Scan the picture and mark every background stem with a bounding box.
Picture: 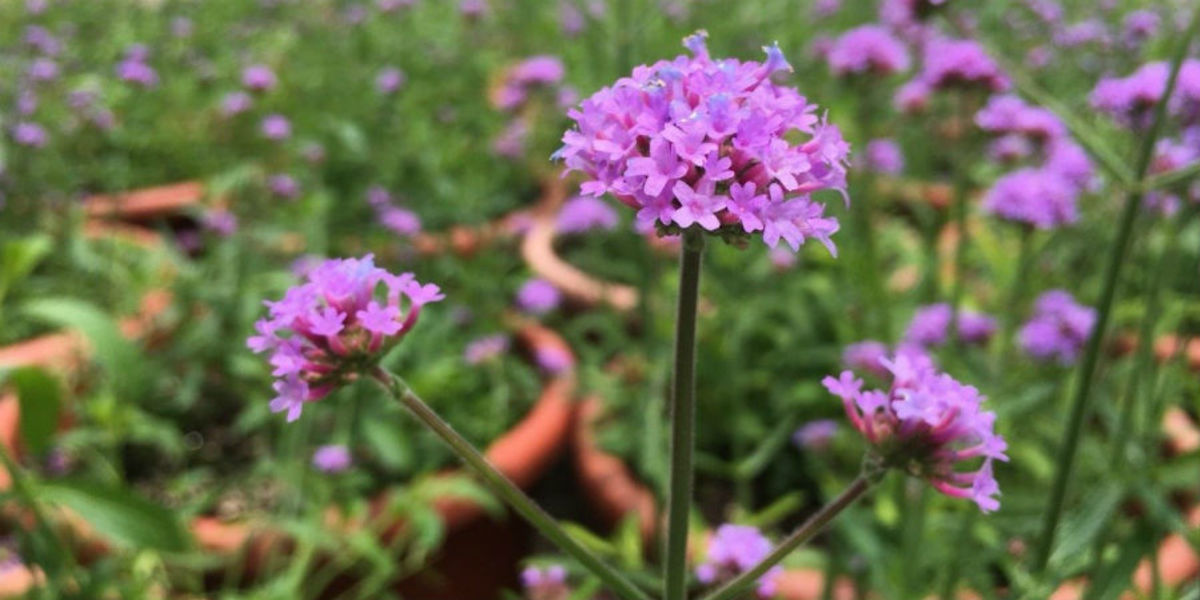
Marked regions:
[664,229,705,600]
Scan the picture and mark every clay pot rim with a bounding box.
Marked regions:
[520,178,640,314]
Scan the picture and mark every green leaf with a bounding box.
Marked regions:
[22,298,147,402]
[40,481,191,552]
[0,235,52,293]
[9,367,62,455]
[1048,481,1124,570]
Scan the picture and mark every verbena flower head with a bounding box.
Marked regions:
[823,353,1007,512]
[1090,62,1168,129]
[556,195,619,233]
[843,340,891,378]
[116,58,158,87]
[516,278,562,315]
[556,31,850,255]
[376,67,406,94]
[982,168,1078,229]
[312,444,352,473]
[220,91,253,116]
[522,565,569,600]
[916,38,1009,93]
[268,174,301,200]
[864,138,904,174]
[696,524,782,598]
[826,25,910,77]
[248,255,442,422]
[464,334,510,365]
[1019,289,1095,365]
[1146,139,1199,215]
[261,114,292,140]
[975,94,1066,142]
[794,419,838,450]
[958,311,998,345]
[242,64,277,91]
[1122,10,1160,48]
[12,122,48,148]
[904,303,951,347]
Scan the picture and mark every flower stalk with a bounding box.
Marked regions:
[371,369,651,600]
[664,228,705,600]
[1031,7,1200,576]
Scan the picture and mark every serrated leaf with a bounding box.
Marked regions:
[40,481,191,552]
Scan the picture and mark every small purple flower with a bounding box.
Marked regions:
[512,56,565,86]
[249,256,442,422]
[492,119,528,158]
[12,122,47,148]
[824,352,1007,512]
[516,279,562,315]
[459,0,486,19]
[894,79,931,114]
[535,345,574,374]
[464,334,510,365]
[696,525,783,598]
[26,57,59,83]
[220,91,253,117]
[522,565,569,600]
[982,168,1078,229]
[794,419,838,451]
[958,311,997,345]
[917,38,1009,93]
[975,95,1066,142]
[904,303,952,347]
[1122,10,1159,48]
[312,445,352,473]
[268,174,301,200]
[1091,62,1169,130]
[23,25,61,56]
[377,0,417,11]
[117,59,159,87]
[242,64,277,91]
[864,139,904,175]
[556,196,619,233]
[1019,290,1095,365]
[826,25,909,77]
[1054,19,1111,48]
[202,209,238,236]
[560,1,585,36]
[812,0,841,18]
[379,207,422,236]
[17,90,38,116]
[376,67,406,94]
[843,340,891,378]
[261,114,292,140]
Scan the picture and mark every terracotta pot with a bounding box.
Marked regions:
[572,394,1200,600]
[82,181,208,222]
[0,321,575,599]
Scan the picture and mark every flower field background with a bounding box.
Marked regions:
[1,0,1199,599]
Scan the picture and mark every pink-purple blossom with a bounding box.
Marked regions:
[464,334,510,365]
[12,122,47,148]
[269,174,301,200]
[248,255,442,422]
[522,565,569,600]
[826,25,910,77]
[793,419,839,451]
[696,524,782,598]
[1091,62,1169,129]
[242,64,277,91]
[556,196,619,233]
[824,352,1007,512]
[982,168,1078,229]
[261,114,292,140]
[1019,290,1095,365]
[516,279,562,315]
[220,91,253,116]
[904,304,997,347]
[376,67,406,94]
[864,139,905,174]
[557,31,850,255]
[916,38,1009,93]
[312,444,352,472]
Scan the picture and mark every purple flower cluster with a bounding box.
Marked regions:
[904,303,997,347]
[1018,290,1095,365]
[516,278,562,315]
[863,138,905,175]
[555,195,619,233]
[11,122,48,148]
[247,255,443,422]
[695,524,782,598]
[793,419,838,451]
[493,56,566,111]
[521,565,569,600]
[376,67,406,94]
[824,352,1007,512]
[1146,140,1200,215]
[116,44,159,88]
[557,31,850,254]
[312,444,353,473]
[269,174,301,200]
[464,334,510,365]
[982,168,1078,229]
[826,25,910,77]
[242,64,278,92]
[1091,60,1200,129]
[975,95,1065,142]
[366,186,422,236]
[261,114,292,140]
[915,38,1010,93]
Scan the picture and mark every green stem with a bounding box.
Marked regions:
[664,229,705,600]
[948,95,976,346]
[0,446,76,582]
[1030,8,1200,577]
[372,370,651,600]
[699,476,873,600]
[997,227,1035,373]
